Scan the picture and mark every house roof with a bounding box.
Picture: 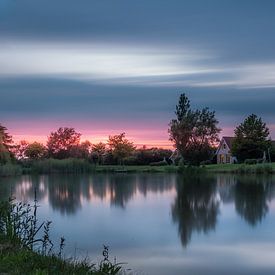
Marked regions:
[223,136,235,150]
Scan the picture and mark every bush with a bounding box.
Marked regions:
[244,159,258,165]
[31,158,95,174]
[0,164,22,177]
[200,160,213,166]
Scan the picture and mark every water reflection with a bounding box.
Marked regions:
[172,174,220,246]
[234,176,273,226]
[0,173,275,248]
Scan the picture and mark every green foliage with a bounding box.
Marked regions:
[244,159,259,165]
[108,133,136,165]
[232,114,271,162]
[0,124,14,164]
[169,93,220,165]
[91,142,106,165]
[0,164,22,177]
[0,200,124,274]
[25,142,47,160]
[31,158,95,174]
[205,163,274,174]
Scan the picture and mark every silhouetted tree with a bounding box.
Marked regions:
[0,123,14,164]
[69,140,92,159]
[91,142,106,164]
[108,133,135,165]
[169,94,220,165]
[25,142,47,160]
[47,127,81,159]
[172,174,219,246]
[232,114,271,162]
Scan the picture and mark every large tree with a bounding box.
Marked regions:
[47,127,81,159]
[169,93,220,165]
[108,133,135,165]
[0,124,14,163]
[231,114,271,162]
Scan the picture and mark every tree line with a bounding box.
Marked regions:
[1,93,275,166]
[169,93,275,165]
[0,127,172,166]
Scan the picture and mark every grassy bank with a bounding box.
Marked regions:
[204,163,275,173]
[0,199,124,274]
[1,159,275,176]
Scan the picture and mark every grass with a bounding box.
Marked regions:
[204,163,275,174]
[0,199,124,274]
[2,159,275,177]
[26,158,95,174]
[0,164,22,177]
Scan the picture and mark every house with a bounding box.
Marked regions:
[216,137,237,164]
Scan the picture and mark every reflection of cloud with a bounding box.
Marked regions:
[1,40,275,88]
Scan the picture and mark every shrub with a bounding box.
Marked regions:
[200,160,213,165]
[0,164,22,177]
[244,159,258,165]
[31,158,95,174]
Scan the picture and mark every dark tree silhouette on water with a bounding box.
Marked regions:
[172,175,219,247]
[234,176,272,226]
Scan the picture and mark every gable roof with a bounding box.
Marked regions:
[222,136,235,150]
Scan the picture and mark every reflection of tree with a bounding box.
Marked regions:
[172,174,219,247]
[109,175,137,208]
[234,176,272,226]
[48,175,82,215]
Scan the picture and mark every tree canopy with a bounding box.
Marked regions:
[169,93,220,165]
[47,127,81,159]
[108,133,135,165]
[231,114,271,162]
[25,142,47,160]
[0,124,14,163]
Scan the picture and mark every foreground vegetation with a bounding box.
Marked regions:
[0,199,124,274]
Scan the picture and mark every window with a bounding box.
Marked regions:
[226,154,231,163]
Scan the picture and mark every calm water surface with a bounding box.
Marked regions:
[0,173,275,275]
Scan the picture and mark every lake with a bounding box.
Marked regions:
[0,173,275,275]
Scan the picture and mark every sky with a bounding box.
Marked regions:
[1,0,275,147]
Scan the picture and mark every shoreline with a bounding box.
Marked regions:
[1,161,275,177]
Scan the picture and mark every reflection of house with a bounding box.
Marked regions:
[216,137,237,164]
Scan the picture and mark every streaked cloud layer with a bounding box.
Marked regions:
[1,41,275,89]
[1,0,275,144]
